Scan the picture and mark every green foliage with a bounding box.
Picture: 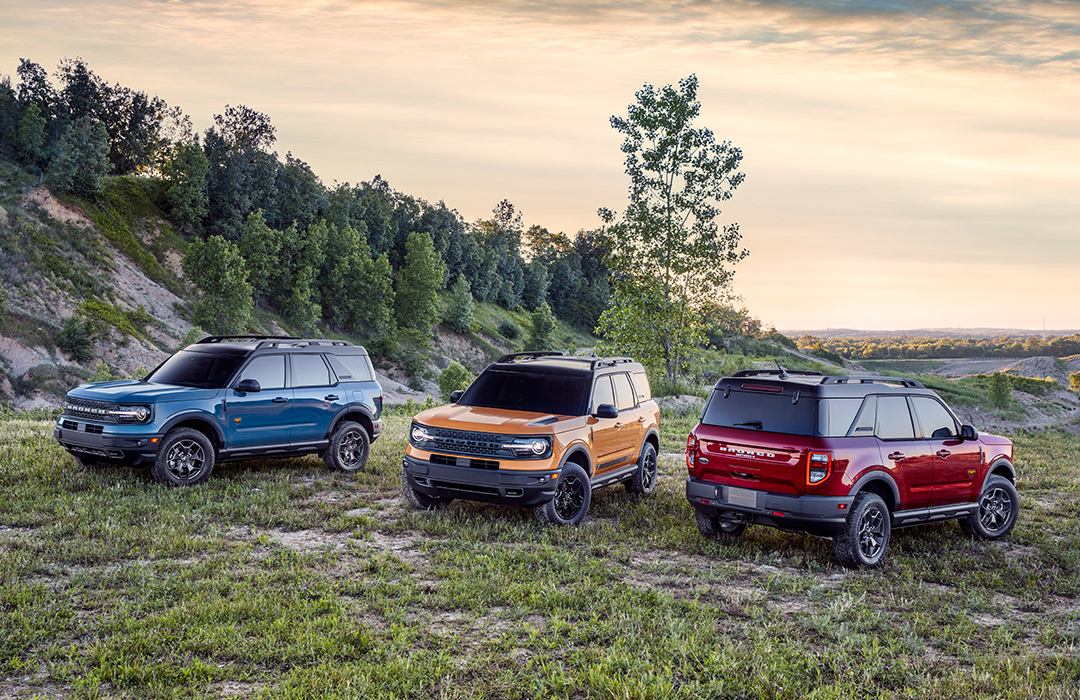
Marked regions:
[55,315,96,363]
[497,319,521,340]
[988,372,1011,409]
[1071,372,1080,391]
[79,300,153,341]
[321,226,396,341]
[395,231,445,338]
[598,74,746,385]
[88,359,125,383]
[526,302,556,351]
[161,142,209,227]
[444,274,475,334]
[181,235,253,334]
[16,103,46,170]
[438,362,472,402]
[179,326,207,348]
[48,116,110,196]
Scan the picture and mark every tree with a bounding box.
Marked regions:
[395,230,446,337]
[162,142,209,228]
[182,235,254,334]
[48,116,110,196]
[445,274,475,334]
[988,373,1011,409]
[526,302,557,351]
[16,102,46,171]
[438,362,472,402]
[597,75,747,385]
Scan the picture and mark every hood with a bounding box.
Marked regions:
[67,380,220,404]
[415,404,573,434]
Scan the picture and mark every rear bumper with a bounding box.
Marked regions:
[686,477,854,536]
[403,454,559,508]
[54,423,162,466]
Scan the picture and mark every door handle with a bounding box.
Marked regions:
[272,397,289,404]
[936,449,951,459]
[888,452,904,461]
[325,395,340,402]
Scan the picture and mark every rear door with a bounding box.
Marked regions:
[289,353,345,446]
[873,395,934,508]
[911,396,981,506]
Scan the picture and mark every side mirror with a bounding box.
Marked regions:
[450,390,463,404]
[236,378,261,393]
[960,424,978,441]
[593,403,618,420]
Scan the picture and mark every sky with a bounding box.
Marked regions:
[1,0,1078,332]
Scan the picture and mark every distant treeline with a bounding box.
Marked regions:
[797,334,1080,360]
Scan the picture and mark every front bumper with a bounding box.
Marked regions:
[403,454,559,508]
[686,477,855,536]
[54,421,162,466]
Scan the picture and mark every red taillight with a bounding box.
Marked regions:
[686,435,697,471]
[807,451,832,485]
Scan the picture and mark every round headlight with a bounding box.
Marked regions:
[411,425,432,444]
[529,439,547,455]
[132,406,150,422]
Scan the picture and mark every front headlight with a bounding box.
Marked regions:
[410,423,434,447]
[110,405,152,423]
[504,437,551,458]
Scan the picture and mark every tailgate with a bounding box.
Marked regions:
[694,429,812,496]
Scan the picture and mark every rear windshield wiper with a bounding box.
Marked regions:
[734,421,763,430]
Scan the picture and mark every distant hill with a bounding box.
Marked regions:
[781,328,1080,340]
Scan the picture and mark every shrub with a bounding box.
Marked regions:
[55,316,96,363]
[498,319,521,340]
[988,372,1011,409]
[89,360,125,383]
[438,362,473,402]
[526,302,556,351]
[1070,372,1080,391]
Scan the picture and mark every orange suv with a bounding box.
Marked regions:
[402,352,660,524]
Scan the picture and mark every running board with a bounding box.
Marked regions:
[892,502,978,528]
[590,465,637,489]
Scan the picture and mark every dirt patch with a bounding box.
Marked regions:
[23,186,93,227]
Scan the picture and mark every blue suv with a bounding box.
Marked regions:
[54,336,383,486]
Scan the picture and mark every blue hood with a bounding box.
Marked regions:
[68,380,220,404]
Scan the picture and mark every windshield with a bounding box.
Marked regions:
[459,370,589,416]
[145,350,245,388]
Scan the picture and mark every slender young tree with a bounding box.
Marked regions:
[597,74,747,385]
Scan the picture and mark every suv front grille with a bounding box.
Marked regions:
[63,397,116,422]
[426,427,504,458]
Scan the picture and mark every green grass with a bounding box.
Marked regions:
[2,413,1080,698]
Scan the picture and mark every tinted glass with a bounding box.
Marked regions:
[292,354,332,388]
[591,376,615,413]
[631,371,652,401]
[612,373,635,411]
[147,351,245,388]
[335,353,373,381]
[912,396,957,439]
[237,355,285,390]
[875,396,915,440]
[816,398,863,437]
[849,395,877,436]
[701,389,816,436]
[460,370,589,415]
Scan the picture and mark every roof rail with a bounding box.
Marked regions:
[820,376,925,388]
[731,369,823,378]
[496,351,567,363]
[590,357,636,370]
[254,338,355,349]
[196,335,300,344]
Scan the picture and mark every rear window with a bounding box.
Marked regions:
[332,353,374,382]
[701,389,816,436]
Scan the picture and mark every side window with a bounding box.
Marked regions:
[816,398,863,437]
[612,373,636,411]
[875,396,915,440]
[590,376,615,413]
[335,353,374,381]
[325,354,354,382]
[911,396,958,439]
[630,371,652,402]
[291,354,332,388]
[236,355,285,390]
[848,395,877,436]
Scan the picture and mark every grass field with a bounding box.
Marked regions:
[1,409,1079,699]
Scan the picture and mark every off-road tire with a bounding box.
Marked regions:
[833,491,891,568]
[324,421,370,473]
[534,463,591,525]
[625,442,658,495]
[401,466,452,510]
[695,510,747,541]
[959,475,1018,539]
[151,428,215,487]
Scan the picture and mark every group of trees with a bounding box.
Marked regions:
[0,58,186,196]
[800,334,1080,361]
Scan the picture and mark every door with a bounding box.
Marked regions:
[225,354,292,449]
[589,375,624,472]
[874,395,934,508]
[289,353,343,445]
[911,396,981,506]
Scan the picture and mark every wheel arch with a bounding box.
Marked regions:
[847,470,900,513]
[560,444,593,476]
[982,458,1017,489]
[161,413,224,450]
[329,407,375,440]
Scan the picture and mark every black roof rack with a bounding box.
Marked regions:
[590,357,636,370]
[820,376,925,388]
[196,335,300,344]
[497,351,567,363]
[255,339,355,349]
[731,369,823,378]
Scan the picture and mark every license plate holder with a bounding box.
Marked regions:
[726,486,758,508]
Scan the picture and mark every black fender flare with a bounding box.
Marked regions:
[847,469,901,510]
[638,428,661,461]
[559,443,594,476]
[328,405,376,438]
[981,458,1017,490]
[160,411,225,447]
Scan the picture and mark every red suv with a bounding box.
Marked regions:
[686,370,1018,567]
